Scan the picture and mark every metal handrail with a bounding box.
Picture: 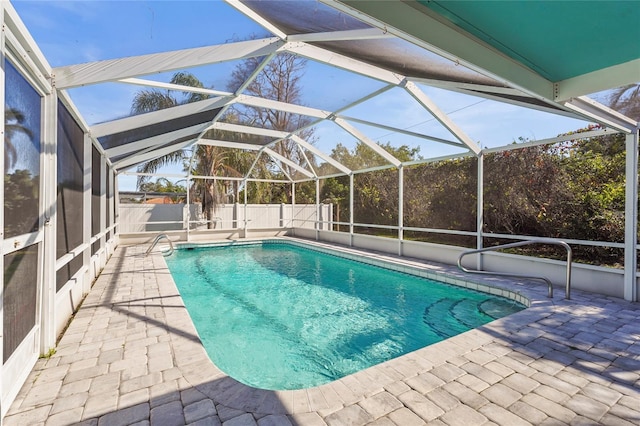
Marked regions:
[145,233,174,257]
[457,239,572,299]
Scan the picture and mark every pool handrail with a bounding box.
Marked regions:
[457,239,572,299]
[145,233,174,256]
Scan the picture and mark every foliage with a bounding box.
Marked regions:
[4,170,39,236]
[139,177,186,194]
[321,142,421,229]
[131,51,313,224]
[318,127,629,265]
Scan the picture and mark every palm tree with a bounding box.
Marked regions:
[131,52,313,224]
[131,72,209,114]
[132,72,209,188]
[131,72,253,228]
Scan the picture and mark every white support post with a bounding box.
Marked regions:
[403,81,481,155]
[0,2,5,382]
[100,155,106,265]
[186,177,190,242]
[40,82,58,352]
[477,152,484,270]
[398,165,404,256]
[105,168,110,248]
[315,179,320,239]
[333,117,402,167]
[244,180,248,238]
[83,134,92,294]
[624,130,639,302]
[349,173,354,246]
[291,182,296,229]
[114,171,119,238]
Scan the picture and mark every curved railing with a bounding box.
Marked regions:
[145,233,174,257]
[457,239,572,299]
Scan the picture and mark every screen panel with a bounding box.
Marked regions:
[56,101,84,290]
[4,60,41,239]
[91,146,102,255]
[3,244,39,363]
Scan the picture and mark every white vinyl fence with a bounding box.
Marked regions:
[119,203,332,233]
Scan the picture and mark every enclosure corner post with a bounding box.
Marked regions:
[315,178,320,240]
[476,151,484,271]
[398,164,404,256]
[185,175,190,242]
[624,129,639,302]
[349,173,354,247]
[41,82,58,352]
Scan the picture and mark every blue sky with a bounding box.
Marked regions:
[12,0,592,191]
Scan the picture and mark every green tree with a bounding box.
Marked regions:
[139,177,187,203]
[132,72,211,190]
[131,73,251,226]
[404,157,477,236]
[4,170,39,235]
[321,142,421,231]
[131,72,210,114]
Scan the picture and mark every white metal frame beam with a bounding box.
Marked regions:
[91,96,231,138]
[211,121,290,139]
[263,147,315,178]
[403,81,481,154]
[288,28,394,43]
[555,59,640,102]
[197,139,264,151]
[53,37,285,89]
[105,123,210,157]
[482,127,620,154]
[223,0,288,40]
[337,115,464,148]
[409,78,581,119]
[562,96,637,133]
[113,139,196,170]
[117,77,332,119]
[235,94,331,119]
[283,42,404,85]
[290,135,352,175]
[332,117,402,167]
[119,77,232,97]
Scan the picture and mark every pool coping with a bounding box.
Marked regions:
[168,236,555,414]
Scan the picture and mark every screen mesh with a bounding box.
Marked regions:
[3,244,39,363]
[56,101,84,291]
[91,146,102,255]
[4,60,41,238]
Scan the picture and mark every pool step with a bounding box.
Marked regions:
[423,298,481,338]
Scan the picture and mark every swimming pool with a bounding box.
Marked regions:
[166,240,525,390]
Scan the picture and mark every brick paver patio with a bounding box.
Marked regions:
[5,239,640,425]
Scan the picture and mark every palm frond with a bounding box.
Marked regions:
[135,150,186,190]
[131,90,178,114]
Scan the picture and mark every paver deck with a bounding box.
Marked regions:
[5,238,640,425]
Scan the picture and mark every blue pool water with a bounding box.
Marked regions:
[166,242,525,390]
